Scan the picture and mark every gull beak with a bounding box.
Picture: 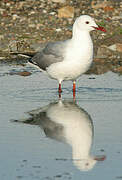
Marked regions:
[92,25,106,32]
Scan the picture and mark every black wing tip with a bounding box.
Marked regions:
[28,58,33,64]
[28,59,37,66]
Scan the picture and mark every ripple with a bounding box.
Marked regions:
[2,85,122,102]
[77,86,122,101]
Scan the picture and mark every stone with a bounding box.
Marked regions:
[94,58,106,64]
[103,6,114,12]
[96,46,112,58]
[28,24,36,28]
[58,6,74,18]
[91,0,113,11]
[12,14,19,20]
[91,0,109,9]
[108,43,122,52]
[8,40,18,52]
[51,0,66,3]
[108,44,116,51]
[0,35,4,40]
[116,43,122,53]
[113,66,122,74]
[55,28,62,32]
[17,71,31,76]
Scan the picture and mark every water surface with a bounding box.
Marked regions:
[0,64,122,180]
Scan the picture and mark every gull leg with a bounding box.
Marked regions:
[73,81,76,100]
[58,83,62,98]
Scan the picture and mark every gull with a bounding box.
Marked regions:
[28,15,106,97]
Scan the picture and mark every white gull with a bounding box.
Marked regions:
[28,15,106,97]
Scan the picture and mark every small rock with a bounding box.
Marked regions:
[113,66,122,74]
[103,6,114,12]
[49,12,56,15]
[0,56,6,60]
[91,0,109,9]
[87,64,108,75]
[0,8,5,14]
[6,3,10,7]
[17,1,25,9]
[58,6,74,18]
[36,23,42,30]
[116,43,122,53]
[43,10,47,13]
[9,40,18,52]
[28,24,36,28]
[17,71,31,76]
[100,149,105,152]
[28,11,35,15]
[116,176,122,179]
[51,0,66,3]
[108,43,122,52]
[94,58,106,64]
[12,14,19,20]
[55,28,62,32]
[96,46,112,58]
[108,44,116,51]
[0,35,4,40]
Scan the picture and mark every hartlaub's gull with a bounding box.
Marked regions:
[28,15,106,97]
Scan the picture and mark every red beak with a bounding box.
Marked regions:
[93,25,106,32]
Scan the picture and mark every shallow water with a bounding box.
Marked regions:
[0,64,122,180]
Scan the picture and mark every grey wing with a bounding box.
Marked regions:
[30,40,68,70]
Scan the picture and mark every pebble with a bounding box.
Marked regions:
[51,0,66,3]
[12,14,19,20]
[108,44,117,51]
[108,43,122,52]
[91,0,109,9]
[55,28,62,32]
[28,24,36,28]
[96,46,112,58]
[116,43,122,53]
[8,40,18,52]
[58,6,74,18]
[17,71,31,76]
[49,12,56,15]
[113,66,122,74]
[0,35,4,40]
[29,11,35,15]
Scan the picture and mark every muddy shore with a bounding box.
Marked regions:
[0,0,122,75]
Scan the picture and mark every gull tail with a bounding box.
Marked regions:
[10,52,41,69]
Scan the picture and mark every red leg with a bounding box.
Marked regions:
[73,81,76,100]
[58,83,62,93]
[58,83,62,99]
[73,82,76,92]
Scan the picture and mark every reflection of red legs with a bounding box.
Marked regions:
[58,83,62,99]
[73,81,76,100]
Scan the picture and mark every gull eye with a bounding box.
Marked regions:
[85,21,89,24]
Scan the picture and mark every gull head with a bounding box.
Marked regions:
[73,15,106,33]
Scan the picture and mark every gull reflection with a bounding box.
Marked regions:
[17,100,105,171]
